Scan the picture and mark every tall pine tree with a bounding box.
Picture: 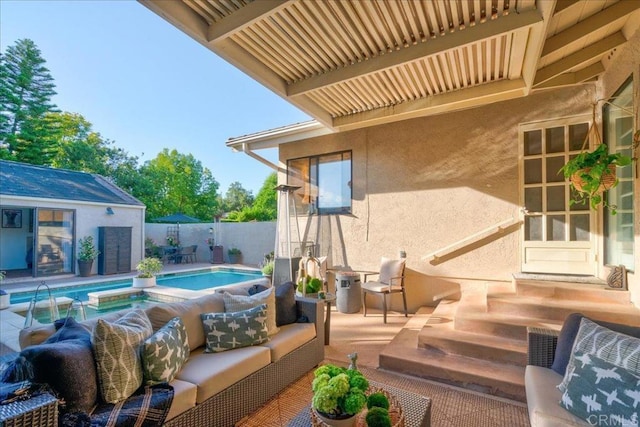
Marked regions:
[0,39,58,163]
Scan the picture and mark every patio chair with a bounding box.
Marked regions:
[362,257,407,323]
[178,245,197,263]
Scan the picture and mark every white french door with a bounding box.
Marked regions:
[520,116,597,275]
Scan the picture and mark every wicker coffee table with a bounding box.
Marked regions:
[287,381,431,427]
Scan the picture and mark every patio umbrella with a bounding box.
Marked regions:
[152,213,201,245]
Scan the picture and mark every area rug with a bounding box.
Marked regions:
[235,362,529,427]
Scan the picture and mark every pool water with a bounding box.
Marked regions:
[10,268,262,305]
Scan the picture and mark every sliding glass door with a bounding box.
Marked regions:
[36,209,75,276]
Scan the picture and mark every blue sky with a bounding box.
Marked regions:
[0,0,310,194]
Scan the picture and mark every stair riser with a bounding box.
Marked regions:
[379,353,526,402]
[515,282,630,304]
[454,316,528,341]
[417,336,526,366]
[488,298,639,324]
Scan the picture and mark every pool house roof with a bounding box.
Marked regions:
[0,160,144,206]
[141,0,639,134]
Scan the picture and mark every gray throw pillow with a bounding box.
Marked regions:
[560,352,640,425]
[142,317,190,385]
[201,304,269,353]
[92,310,153,403]
[275,282,297,326]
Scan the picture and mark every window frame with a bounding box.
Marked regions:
[286,150,353,215]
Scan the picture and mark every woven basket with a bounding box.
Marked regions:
[570,165,617,194]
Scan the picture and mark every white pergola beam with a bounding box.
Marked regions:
[333,79,527,132]
[206,0,295,43]
[286,9,542,97]
[534,32,627,86]
[533,61,605,90]
[542,1,640,58]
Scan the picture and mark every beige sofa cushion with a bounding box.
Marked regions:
[259,323,316,362]
[165,379,197,422]
[146,293,224,351]
[175,345,271,404]
[525,365,590,427]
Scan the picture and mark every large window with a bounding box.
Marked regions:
[287,151,352,215]
[604,76,634,271]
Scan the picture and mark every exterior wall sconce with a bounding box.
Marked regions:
[106,207,115,215]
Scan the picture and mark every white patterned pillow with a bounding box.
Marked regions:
[223,286,279,336]
[142,316,190,385]
[201,304,269,353]
[559,317,640,392]
[92,310,153,403]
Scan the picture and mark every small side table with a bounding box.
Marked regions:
[320,293,336,345]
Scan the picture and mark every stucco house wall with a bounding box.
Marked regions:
[279,82,631,312]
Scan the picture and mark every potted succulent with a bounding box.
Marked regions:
[560,143,631,213]
[311,364,369,426]
[77,236,100,277]
[133,257,163,288]
[227,247,242,264]
[0,270,8,310]
[261,259,274,281]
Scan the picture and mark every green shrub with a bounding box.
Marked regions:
[367,392,390,410]
[365,407,391,427]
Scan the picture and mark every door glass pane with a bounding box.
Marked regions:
[547,186,565,211]
[546,156,565,183]
[569,187,589,211]
[525,188,542,212]
[524,130,542,155]
[524,159,542,184]
[525,216,542,241]
[569,123,589,151]
[570,214,590,241]
[547,215,565,241]
[37,209,74,276]
[546,127,565,153]
[604,77,634,270]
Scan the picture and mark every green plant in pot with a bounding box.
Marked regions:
[227,247,242,264]
[312,364,369,425]
[560,143,631,214]
[261,260,274,277]
[77,236,100,277]
[133,257,163,288]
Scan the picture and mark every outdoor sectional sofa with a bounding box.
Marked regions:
[10,282,325,426]
[525,313,640,427]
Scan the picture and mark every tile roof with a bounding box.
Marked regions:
[0,160,144,206]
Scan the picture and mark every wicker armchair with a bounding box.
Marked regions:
[526,327,560,368]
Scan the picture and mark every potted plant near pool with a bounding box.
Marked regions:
[77,236,100,277]
[133,257,163,288]
[228,247,242,264]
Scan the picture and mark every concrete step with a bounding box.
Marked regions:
[380,328,526,402]
[418,322,528,366]
[514,280,630,304]
[454,308,561,341]
[487,294,640,326]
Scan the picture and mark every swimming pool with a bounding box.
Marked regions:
[10,268,263,305]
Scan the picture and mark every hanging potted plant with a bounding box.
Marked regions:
[560,144,631,213]
[77,236,100,277]
[133,257,163,288]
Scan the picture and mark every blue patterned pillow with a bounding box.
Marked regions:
[560,352,640,426]
[201,304,269,353]
[142,317,190,385]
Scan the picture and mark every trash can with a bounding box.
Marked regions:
[335,272,362,313]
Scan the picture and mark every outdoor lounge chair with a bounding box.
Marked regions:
[362,257,407,323]
[178,245,197,263]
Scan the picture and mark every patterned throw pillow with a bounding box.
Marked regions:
[559,318,640,392]
[201,304,269,353]
[92,310,154,403]
[142,317,190,385]
[223,286,279,336]
[560,352,640,426]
